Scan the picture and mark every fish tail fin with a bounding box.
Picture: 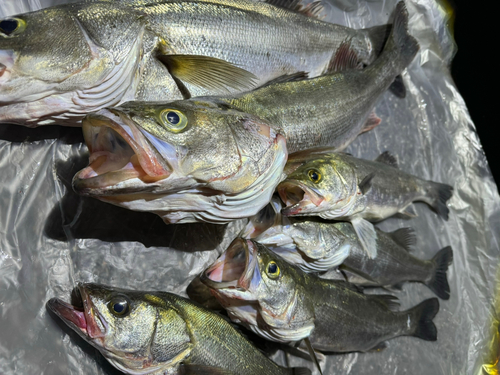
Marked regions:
[407,298,439,341]
[382,2,420,74]
[289,368,312,375]
[363,24,392,59]
[425,181,453,220]
[426,246,453,300]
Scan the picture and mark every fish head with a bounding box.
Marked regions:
[202,238,311,339]
[0,3,149,126]
[278,152,358,217]
[73,100,286,219]
[47,283,193,374]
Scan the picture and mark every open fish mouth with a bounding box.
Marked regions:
[73,109,172,195]
[277,181,324,216]
[201,238,259,292]
[46,284,106,340]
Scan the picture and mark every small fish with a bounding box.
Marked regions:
[0,0,391,126]
[242,199,453,299]
[46,283,312,375]
[201,238,440,352]
[278,150,453,258]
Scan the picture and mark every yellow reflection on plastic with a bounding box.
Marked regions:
[435,0,455,38]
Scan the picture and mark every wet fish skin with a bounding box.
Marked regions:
[202,238,440,352]
[0,0,390,126]
[46,283,311,375]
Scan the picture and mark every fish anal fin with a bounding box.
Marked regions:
[359,173,375,195]
[351,216,378,258]
[388,227,416,251]
[375,151,398,168]
[360,112,382,134]
[159,54,257,93]
[326,39,363,74]
[399,204,418,218]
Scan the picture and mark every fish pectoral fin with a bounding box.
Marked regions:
[350,217,378,258]
[303,337,323,375]
[360,112,382,134]
[375,151,398,168]
[399,204,418,217]
[159,54,257,93]
[179,364,238,374]
[358,173,375,195]
[325,39,363,74]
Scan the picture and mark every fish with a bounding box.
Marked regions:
[71,1,416,224]
[0,0,392,127]
[46,283,312,375]
[201,238,440,353]
[242,198,454,299]
[278,150,453,258]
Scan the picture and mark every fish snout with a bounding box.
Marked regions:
[0,50,15,89]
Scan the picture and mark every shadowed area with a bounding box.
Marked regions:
[44,154,227,251]
[0,124,85,144]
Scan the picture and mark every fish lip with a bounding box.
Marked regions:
[46,283,107,340]
[277,180,324,216]
[73,109,172,195]
[201,238,258,292]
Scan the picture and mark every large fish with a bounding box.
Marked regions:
[242,198,454,299]
[46,283,312,375]
[71,1,416,224]
[201,238,440,352]
[278,150,453,258]
[0,0,391,127]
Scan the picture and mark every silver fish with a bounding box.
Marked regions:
[278,150,453,258]
[46,283,312,375]
[201,238,440,352]
[0,0,391,126]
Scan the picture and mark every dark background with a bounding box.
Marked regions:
[450,0,497,186]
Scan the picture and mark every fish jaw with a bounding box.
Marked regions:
[46,284,107,343]
[73,109,173,196]
[278,180,325,216]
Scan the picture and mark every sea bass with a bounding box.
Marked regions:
[47,283,311,375]
[0,0,391,127]
[278,150,453,258]
[242,199,453,299]
[201,238,440,352]
[71,2,416,224]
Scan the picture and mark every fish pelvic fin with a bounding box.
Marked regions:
[425,181,453,220]
[407,298,439,341]
[351,216,378,258]
[159,54,257,94]
[426,246,453,300]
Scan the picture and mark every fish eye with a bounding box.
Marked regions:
[266,261,280,279]
[0,18,26,37]
[108,295,131,317]
[308,169,322,183]
[158,109,188,133]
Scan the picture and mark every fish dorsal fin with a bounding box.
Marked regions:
[179,364,238,374]
[389,227,416,251]
[359,172,375,195]
[369,294,400,311]
[326,39,363,74]
[263,0,325,19]
[360,112,382,134]
[159,54,257,94]
[261,71,309,88]
[375,151,398,168]
[389,74,407,98]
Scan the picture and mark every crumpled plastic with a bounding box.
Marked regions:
[0,1,498,374]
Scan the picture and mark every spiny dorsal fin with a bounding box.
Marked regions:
[360,112,382,134]
[375,151,398,168]
[261,71,309,88]
[159,54,257,93]
[389,227,416,251]
[326,39,363,74]
[359,172,375,195]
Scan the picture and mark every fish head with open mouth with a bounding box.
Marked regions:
[278,151,358,217]
[46,283,194,374]
[201,238,315,343]
[72,100,287,223]
[0,2,153,126]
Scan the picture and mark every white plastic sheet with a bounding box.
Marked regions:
[0,1,499,374]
